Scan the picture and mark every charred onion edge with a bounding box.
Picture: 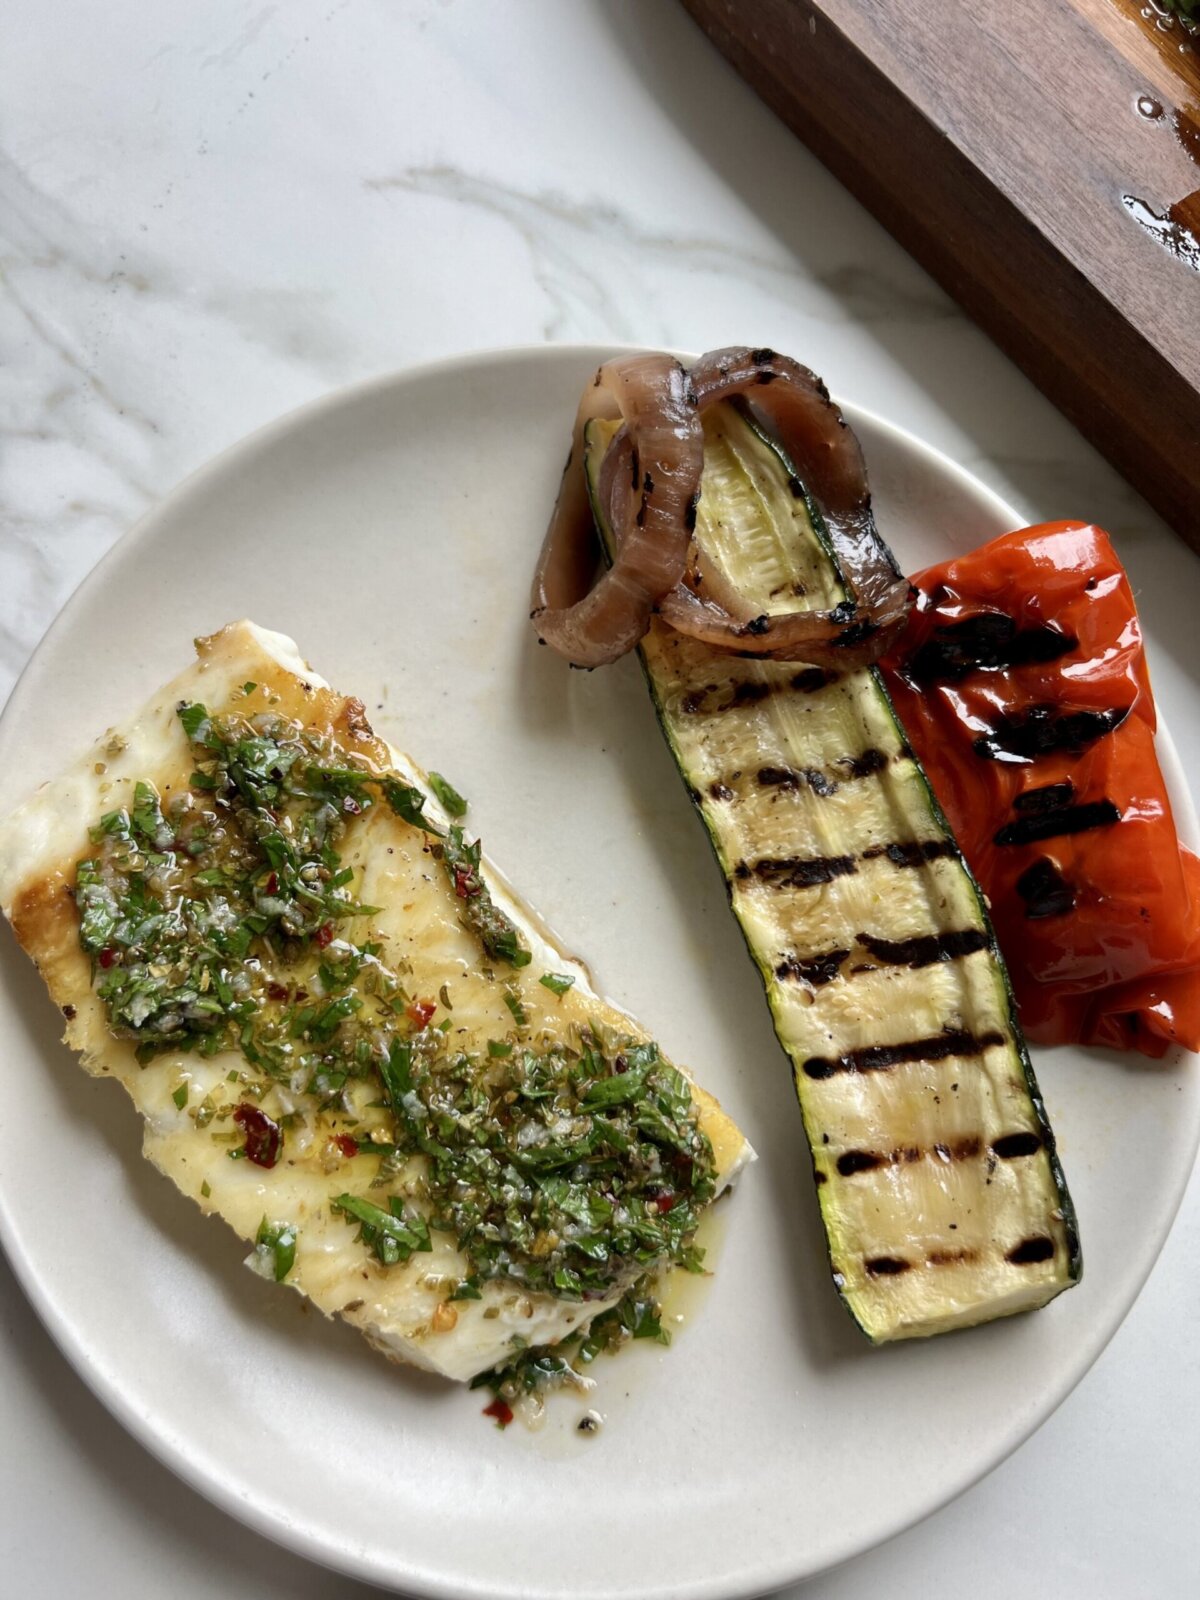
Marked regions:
[650,347,914,663]
[529,353,704,668]
[600,429,909,668]
[533,347,913,669]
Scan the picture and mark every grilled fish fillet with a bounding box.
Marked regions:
[0,621,752,1382]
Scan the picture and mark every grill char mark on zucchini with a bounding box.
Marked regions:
[776,928,990,987]
[992,1131,1044,1158]
[840,747,888,779]
[831,1131,1041,1180]
[861,838,957,867]
[1007,1236,1056,1265]
[583,400,1080,1343]
[678,668,837,716]
[757,764,839,797]
[802,1028,1007,1081]
[837,1150,886,1176]
[835,1137,982,1177]
[865,1240,1049,1274]
[856,928,990,968]
[737,838,964,889]
[715,750,906,801]
[864,1230,1058,1277]
[776,948,850,986]
[737,854,856,889]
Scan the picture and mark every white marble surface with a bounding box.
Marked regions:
[2,2,1197,1595]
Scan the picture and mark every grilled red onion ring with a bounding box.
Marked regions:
[530,353,703,667]
[649,347,913,663]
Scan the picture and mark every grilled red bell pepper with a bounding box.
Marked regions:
[881,521,1200,1059]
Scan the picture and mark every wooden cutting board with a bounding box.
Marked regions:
[680,0,1200,554]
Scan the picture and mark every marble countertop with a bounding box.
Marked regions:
[2,3,1197,1595]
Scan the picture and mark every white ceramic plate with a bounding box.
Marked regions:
[0,347,1196,1600]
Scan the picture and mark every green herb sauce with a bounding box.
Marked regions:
[74,706,717,1389]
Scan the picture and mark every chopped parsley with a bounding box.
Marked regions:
[438,827,531,967]
[248,1217,297,1282]
[539,972,576,998]
[332,1194,431,1266]
[428,770,468,818]
[380,776,438,834]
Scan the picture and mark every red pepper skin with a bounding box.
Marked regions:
[881,521,1200,1059]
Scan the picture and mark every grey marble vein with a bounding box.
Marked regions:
[366,163,956,342]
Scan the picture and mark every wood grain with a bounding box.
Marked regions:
[679,0,1200,553]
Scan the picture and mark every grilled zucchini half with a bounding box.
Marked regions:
[585,402,1081,1341]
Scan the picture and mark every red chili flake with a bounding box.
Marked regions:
[652,1191,676,1214]
[265,872,279,894]
[333,1133,359,1159]
[483,1398,513,1429]
[314,922,335,949]
[453,866,476,899]
[98,947,117,969]
[266,982,290,1002]
[232,1103,283,1169]
[407,999,437,1029]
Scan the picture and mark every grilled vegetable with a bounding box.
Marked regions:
[534,344,912,670]
[585,401,1080,1341]
[881,520,1200,1059]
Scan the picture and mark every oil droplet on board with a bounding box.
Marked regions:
[1135,94,1165,119]
[1123,193,1200,272]
[1177,111,1200,164]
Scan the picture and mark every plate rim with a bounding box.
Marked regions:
[0,342,1196,1600]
